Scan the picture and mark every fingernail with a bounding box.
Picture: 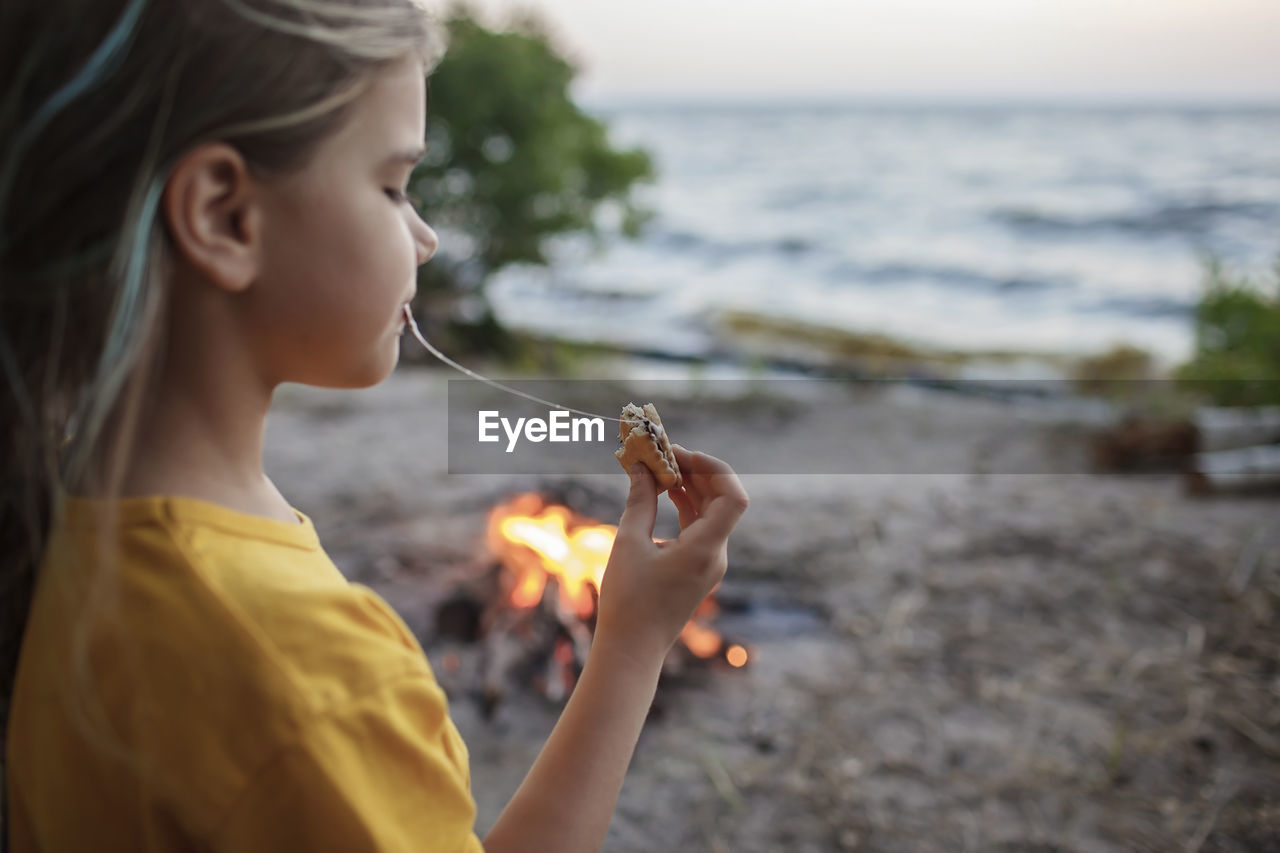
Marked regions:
[629,464,644,482]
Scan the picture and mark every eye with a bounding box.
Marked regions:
[385,187,425,213]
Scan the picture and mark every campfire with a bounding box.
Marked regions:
[439,493,748,715]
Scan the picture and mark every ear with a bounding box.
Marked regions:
[162,143,261,294]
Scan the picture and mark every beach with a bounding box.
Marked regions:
[265,367,1280,851]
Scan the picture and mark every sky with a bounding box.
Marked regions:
[432,0,1280,103]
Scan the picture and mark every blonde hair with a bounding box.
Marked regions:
[0,0,443,774]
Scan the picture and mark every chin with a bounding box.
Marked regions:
[313,349,402,390]
[288,330,404,389]
[353,344,401,388]
[371,336,405,385]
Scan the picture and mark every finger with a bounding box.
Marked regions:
[671,443,693,469]
[670,445,706,509]
[676,448,745,513]
[673,446,736,480]
[679,490,749,550]
[616,464,658,544]
[668,486,699,530]
[681,477,706,512]
[703,486,750,536]
[673,454,749,544]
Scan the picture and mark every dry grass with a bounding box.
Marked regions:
[265,371,1280,852]
[604,477,1280,852]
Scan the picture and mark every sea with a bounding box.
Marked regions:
[486,103,1280,374]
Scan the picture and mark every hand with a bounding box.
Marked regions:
[594,446,749,668]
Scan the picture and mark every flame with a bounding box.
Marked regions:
[487,494,610,619]
[680,620,722,659]
[487,494,726,658]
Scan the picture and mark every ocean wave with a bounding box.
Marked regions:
[493,270,662,303]
[648,226,818,259]
[765,183,864,211]
[993,199,1280,239]
[1078,295,1194,319]
[512,105,1278,366]
[824,260,1071,294]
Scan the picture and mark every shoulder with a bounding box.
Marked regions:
[72,495,443,750]
[104,496,437,714]
[28,496,472,845]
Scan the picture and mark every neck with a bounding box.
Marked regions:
[123,372,275,506]
[109,276,294,522]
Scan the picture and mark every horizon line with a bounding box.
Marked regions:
[575,91,1280,110]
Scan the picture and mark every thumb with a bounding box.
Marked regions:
[617,464,657,543]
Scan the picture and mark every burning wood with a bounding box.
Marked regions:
[444,493,748,714]
[487,493,612,623]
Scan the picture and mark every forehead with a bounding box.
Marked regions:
[325,56,427,160]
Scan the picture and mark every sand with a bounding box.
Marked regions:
[264,367,1280,852]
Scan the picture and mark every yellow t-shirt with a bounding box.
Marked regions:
[6,495,485,852]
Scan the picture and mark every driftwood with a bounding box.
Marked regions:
[1196,406,1280,452]
[1093,406,1280,473]
[1186,444,1280,495]
[1092,416,1199,471]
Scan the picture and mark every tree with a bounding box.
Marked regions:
[409,8,653,356]
[1174,260,1280,407]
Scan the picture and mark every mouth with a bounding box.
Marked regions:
[399,300,420,340]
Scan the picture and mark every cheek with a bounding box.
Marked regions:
[263,188,415,333]
[388,211,420,278]
[310,207,404,299]
[337,203,416,283]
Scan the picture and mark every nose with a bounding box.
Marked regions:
[412,214,438,267]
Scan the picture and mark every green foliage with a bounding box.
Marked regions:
[1174,260,1280,407]
[408,7,653,355]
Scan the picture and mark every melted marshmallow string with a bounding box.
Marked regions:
[402,304,622,423]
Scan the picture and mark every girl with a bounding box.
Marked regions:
[0,1,749,850]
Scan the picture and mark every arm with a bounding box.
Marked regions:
[483,448,748,853]
[479,631,661,853]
